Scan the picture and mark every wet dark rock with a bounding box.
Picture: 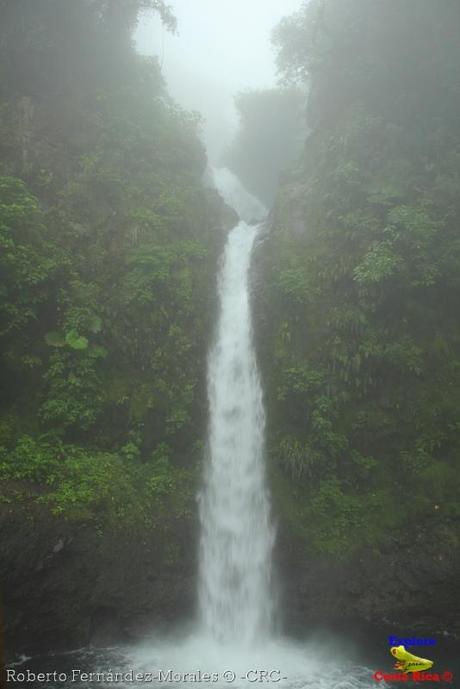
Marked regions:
[203,188,239,234]
[52,539,64,554]
[2,491,459,658]
[1,495,197,659]
[274,522,460,639]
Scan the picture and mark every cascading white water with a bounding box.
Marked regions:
[198,219,274,644]
[198,168,274,645]
[210,167,267,224]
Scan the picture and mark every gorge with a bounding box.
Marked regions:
[9,171,385,688]
[1,0,460,685]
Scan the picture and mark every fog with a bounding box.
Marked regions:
[135,0,302,161]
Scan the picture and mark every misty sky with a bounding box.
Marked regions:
[135,0,302,160]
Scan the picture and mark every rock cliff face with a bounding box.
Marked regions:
[4,487,459,660]
[1,493,198,658]
[274,522,460,639]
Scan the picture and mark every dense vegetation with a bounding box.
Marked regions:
[258,0,460,554]
[2,0,460,568]
[0,0,229,528]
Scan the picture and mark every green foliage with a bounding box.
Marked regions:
[260,0,460,554]
[0,434,195,527]
[0,0,222,528]
[64,330,89,350]
[0,176,60,338]
[0,434,61,482]
[353,240,403,285]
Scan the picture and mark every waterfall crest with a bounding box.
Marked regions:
[210,167,267,224]
[198,169,274,645]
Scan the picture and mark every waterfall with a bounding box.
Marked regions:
[38,170,382,689]
[210,167,267,224]
[198,169,274,645]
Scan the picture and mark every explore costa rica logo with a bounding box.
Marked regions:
[372,638,454,683]
[390,645,434,673]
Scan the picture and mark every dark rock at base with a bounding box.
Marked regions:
[2,488,459,659]
[274,521,460,639]
[1,495,197,659]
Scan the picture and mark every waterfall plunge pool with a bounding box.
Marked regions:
[6,633,397,689]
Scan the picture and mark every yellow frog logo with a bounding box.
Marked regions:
[391,645,434,673]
